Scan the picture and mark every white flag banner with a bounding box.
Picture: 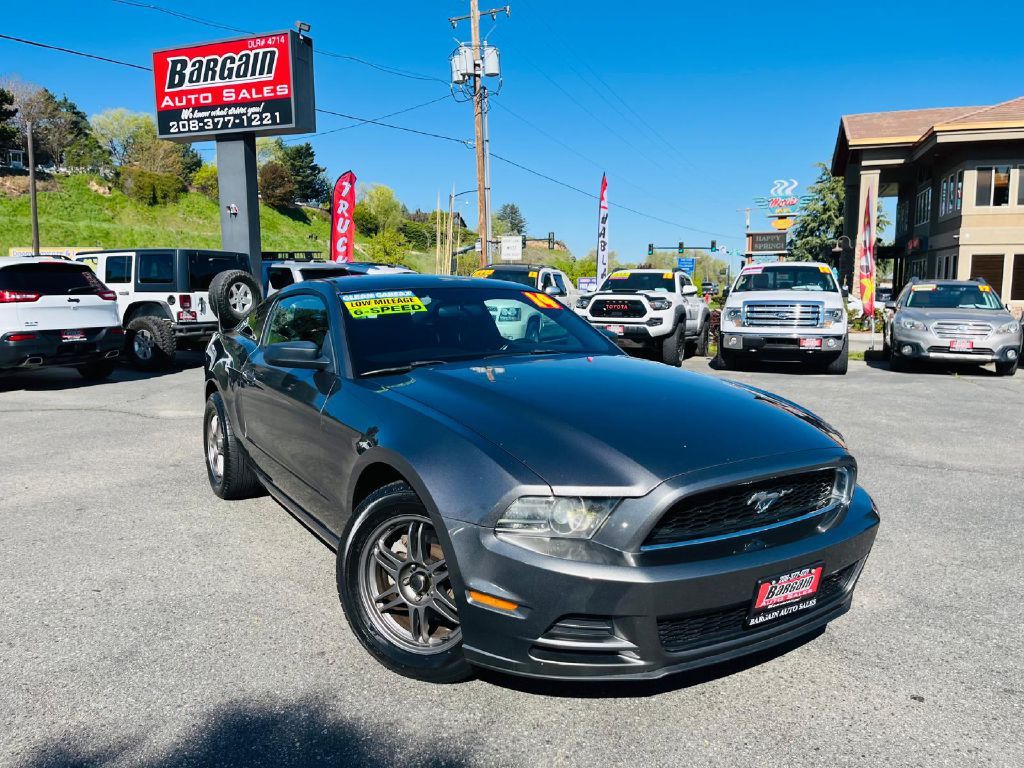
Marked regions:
[596,173,609,285]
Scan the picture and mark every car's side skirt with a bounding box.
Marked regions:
[253,466,341,552]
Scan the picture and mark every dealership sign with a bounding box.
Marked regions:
[152,31,315,141]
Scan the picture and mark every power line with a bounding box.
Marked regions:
[109,0,449,84]
[285,95,454,143]
[314,108,471,147]
[0,33,151,71]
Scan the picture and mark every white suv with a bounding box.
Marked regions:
[0,257,123,379]
[574,268,711,366]
[718,261,849,374]
[264,260,415,297]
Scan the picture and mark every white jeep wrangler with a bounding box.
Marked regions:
[717,261,849,374]
[573,268,711,366]
[76,249,260,369]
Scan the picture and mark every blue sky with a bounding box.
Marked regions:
[4,1,1024,268]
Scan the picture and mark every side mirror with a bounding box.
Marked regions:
[544,285,565,297]
[884,301,897,311]
[681,285,698,296]
[264,340,330,370]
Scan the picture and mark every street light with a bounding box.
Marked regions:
[831,235,852,254]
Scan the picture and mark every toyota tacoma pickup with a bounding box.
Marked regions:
[718,262,849,374]
[574,268,711,366]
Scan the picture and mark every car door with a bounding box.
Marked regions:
[238,291,337,513]
[678,273,700,332]
[102,253,134,321]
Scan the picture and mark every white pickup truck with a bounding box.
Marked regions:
[718,261,849,374]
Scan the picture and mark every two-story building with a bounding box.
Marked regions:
[832,96,1024,314]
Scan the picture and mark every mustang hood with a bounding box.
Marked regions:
[383,354,844,493]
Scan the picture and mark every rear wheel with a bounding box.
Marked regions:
[660,324,685,367]
[338,482,471,683]
[204,391,263,499]
[76,361,115,380]
[126,316,176,369]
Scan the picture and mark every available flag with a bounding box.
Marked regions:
[330,171,357,262]
[596,174,609,285]
[858,187,876,317]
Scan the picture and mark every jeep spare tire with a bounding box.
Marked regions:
[210,270,261,325]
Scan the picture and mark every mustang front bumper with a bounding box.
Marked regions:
[446,487,879,681]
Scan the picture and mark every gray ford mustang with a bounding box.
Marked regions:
[203,274,879,683]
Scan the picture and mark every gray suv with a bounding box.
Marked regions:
[884,279,1022,376]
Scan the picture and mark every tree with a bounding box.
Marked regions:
[90,108,152,167]
[281,142,329,205]
[366,229,409,265]
[363,184,403,232]
[352,203,378,237]
[496,202,526,234]
[256,137,285,166]
[0,88,17,149]
[258,161,295,208]
[192,163,219,199]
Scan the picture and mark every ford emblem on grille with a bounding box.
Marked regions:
[747,489,792,514]
[957,325,967,332]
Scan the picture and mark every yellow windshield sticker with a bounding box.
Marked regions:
[343,290,426,319]
[528,271,538,278]
[609,271,629,279]
[472,268,494,278]
[662,272,672,279]
[979,284,991,292]
[819,265,832,273]
[912,284,936,292]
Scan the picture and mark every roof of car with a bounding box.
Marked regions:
[483,263,547,271]
[742,261,830,269]
[327,273,509,294]
[0,256,80,267]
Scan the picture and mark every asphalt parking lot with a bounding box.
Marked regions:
[2,354,1022,768]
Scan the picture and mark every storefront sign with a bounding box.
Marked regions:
[747,231,788,253]
[754,179,813,217]
[153,31,316,141]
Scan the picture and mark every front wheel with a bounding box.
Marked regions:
[338,481,471,683]
[126,316,176,369]
[660,325,685,367]
[995,357,1018,377]
[822,337,849,375]
[693,322,710,357]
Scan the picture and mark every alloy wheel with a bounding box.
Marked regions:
[228,282,253,314]
[133,329,154,361]
[206,412,224,481]
[358,514,461,654]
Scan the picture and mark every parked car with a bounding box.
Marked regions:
[0,257,123,378]
[883,278,1021,375]
[76,249,261,368]
[202,273,879,683]
[701,281,719,297]
[472,263,578,307]
[718,262,849,374]
[264,260,415,297]
[574,268,712,365]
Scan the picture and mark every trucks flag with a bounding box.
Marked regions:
[596,173,609,285]
[331,171,357,262]
[858,188,876,317]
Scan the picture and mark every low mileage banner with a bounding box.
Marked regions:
[152,31,315,141]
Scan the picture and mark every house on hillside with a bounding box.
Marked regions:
[1,149,25,170]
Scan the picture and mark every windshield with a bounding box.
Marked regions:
[474,268,536,287]
[904,283,1003,310]
[0,263,109,295]
[734,265,838,293]
[599,271,674,292]
[340,285,616,376]
[188,252,251,291]
[300,267,353,280]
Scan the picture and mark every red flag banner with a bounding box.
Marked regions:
[858,188,876,317]
[331,171,357,262]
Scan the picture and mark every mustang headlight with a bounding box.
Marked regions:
[830,467,856,508]
[575,297,592,309]
[900,318,926,331]
[997,320,1020,334]
[648,298,672,311]
[496,497,618,538]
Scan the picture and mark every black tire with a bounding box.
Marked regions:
[995,357,1018,377]
[210,270,261,326]
[203,391,263,500]
[126,315,176,369]
[881,326,891,357]
[823,336,849,375]
[76,361,115,380]
[338,481,471,684]
[525,315,541,343]
[694,322,710,357]
[714,346,737,370]
[660,324,685,367]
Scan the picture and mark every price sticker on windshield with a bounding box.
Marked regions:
[343,290,427,319]
[523,291,562,309]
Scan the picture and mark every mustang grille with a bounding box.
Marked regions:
[932,321,992,340]
[642,468,837,548]
[743,302,821,327]
[657,562,860,653]
[589,298,647,318]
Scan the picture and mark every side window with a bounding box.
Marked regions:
[138,251,175,284]
[269,268,294,289]
[539,271,555,290]
[263,294,331,353]
[105,255,132,284]
[552,272,568,295]
[243,300,272,340]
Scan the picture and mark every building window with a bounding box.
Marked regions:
[970,254,1005,293]
[938,170,964,218]
[915,186,931,225]
[956,170,964,211]
[976,166,1011,206]
[940,179,948,216]
[1012,255,1024,301]
[1018,166,1024,206]
[896,200,909,235]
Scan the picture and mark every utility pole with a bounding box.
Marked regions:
[27,121,40,256]
[448,3,509,267]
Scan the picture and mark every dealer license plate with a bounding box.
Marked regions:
[799,337,822,350]
[605,325,624,336]
[747,563,824,627]
[61,329,86,342]
[177,310,198,322]
[949,339,973,351]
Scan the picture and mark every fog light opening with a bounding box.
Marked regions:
[727,336,740,347]
[826,338,838,349]
[901,345,913,356]
[467,590,519,613]
[1008,349,1018,360]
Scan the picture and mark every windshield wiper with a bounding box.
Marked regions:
[361,360,449,377]
[67,285,99,294]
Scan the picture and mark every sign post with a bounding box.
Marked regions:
[499,235,523,262]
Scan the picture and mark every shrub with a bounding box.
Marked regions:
[352,202,378,237]
[192,164,219,199]
[119,166,184,205]
[258,161,295,209]
[365,230,409,265]
[398,219,433,251]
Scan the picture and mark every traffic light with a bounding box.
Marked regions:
[547,231,555,250]
[677,241,685,254]
[710,239,717,252]
[647,243,654,256]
